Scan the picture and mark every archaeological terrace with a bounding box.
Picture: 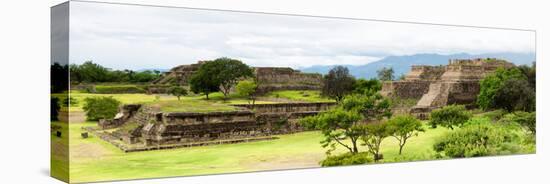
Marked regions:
[381,58,515,119]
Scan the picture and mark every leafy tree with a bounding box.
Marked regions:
[433,118,523,158]
[300,108,363,154]
[189,67,220,100]
[477,67,527,110]
[494,79,535,112]
[195,58,254,100]
[341,94,392,121]
[322,66,356,102]
[168,86,188,100]
[82,97,121,121]
[429,105,472,130]
[236,79,258,105]
[51,97,60,121]
[377,67,394,81]
[353,78,381,96]
[517,62,536,90]
[361,122,390,162]
[387,115,425,154]
[69,61,161,84]
[77,61,112,83]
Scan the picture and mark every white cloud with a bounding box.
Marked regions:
[68,1,535,70]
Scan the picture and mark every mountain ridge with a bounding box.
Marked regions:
[299,52,535,79]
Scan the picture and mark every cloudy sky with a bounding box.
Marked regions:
[68,1,535,70]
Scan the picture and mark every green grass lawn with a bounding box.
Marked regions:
[265,90,334,102]
[61,122,450,183]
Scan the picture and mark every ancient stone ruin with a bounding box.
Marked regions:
[381,58,515,119]
[96,102,336,152]
[151,61,322,94]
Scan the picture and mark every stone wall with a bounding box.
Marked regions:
[404,65,446,81]
[102,102,336,147]
[382,58,515,119]
[380,81,432,99]
[152,62,323,94]
[233,102,336,113]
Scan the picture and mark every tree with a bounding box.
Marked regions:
[340,94,392,121]
[189,67,220,100]
[387,115,425,154]
[477,67,527,110]
[322,66,356,102]
[196,58,254,100]
[236,79,258,106]
[517,62,536,91]
[429,105,472,130]
[494,79,535,112]
[77,61,112,83]
[51,97,60,121]
[377,67,394,81]
[82,97,121,121]
[300,108,363,154]
[352,78,381,96]
[168,86,188,100]
[361,122,390,162]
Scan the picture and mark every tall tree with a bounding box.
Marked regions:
[189,69,220,100]
[321,66,356,102]
[361,122,390,162]
[300,108,364,154]
[387,115,425,154]
[377,67,394,81]
[352,78,382,96]
[494,79,535,112]
[340,94,392,122]
[193,58,253,100]
[477,67,526,110]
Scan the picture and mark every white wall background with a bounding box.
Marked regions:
[0,0,547,183]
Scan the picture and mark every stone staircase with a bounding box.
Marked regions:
[411,82,450,119]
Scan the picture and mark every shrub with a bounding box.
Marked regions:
[82,97,121,121]
[433,117,523,158]
[94,85,146,94]
[499,111,536,134]
[429,105,471,130]
[320,152,372,167]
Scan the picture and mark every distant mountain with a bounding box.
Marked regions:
[299,52,535,79]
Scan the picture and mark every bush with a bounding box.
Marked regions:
[82,97,121,121]
[429,105,472,129]
[320,152,373,167]
[499,111,536,134]
[433,117,523,158]
[94,85,146,94]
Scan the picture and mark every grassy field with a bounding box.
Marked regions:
[265,90,334,102]
[53,121,450,183]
